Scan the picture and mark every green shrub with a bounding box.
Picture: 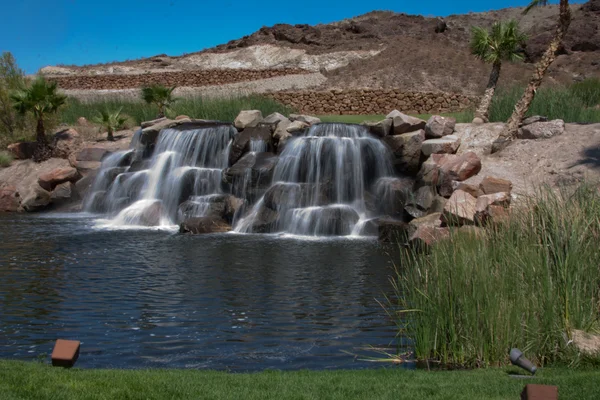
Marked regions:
[392,184,600,368]
[0,150,13,167]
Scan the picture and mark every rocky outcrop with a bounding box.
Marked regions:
[384,129,425,175]
[441,189,478,226]
[387,110,426,135]
[179,216,233,234]
[425,115,456,139]
[362,119,392,138]
[517,119,565,139]
[0,185,20,212]
[38,167,81,191]
[50,181,80,208]
[234,110,263,129]
[20,186,52,212]
[228,126,274,166]
[421,135,460,156]
[289,114,321,125]
[7,142,36,160]
[52,128,82,159]
[479,176,513,195]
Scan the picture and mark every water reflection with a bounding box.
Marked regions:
[0,214,398,370]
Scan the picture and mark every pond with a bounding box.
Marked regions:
[0,213,400,370]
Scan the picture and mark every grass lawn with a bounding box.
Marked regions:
[1,361,599,400]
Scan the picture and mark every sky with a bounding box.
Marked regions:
[0,0,571,74]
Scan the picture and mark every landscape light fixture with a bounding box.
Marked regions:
[509,348,537,375]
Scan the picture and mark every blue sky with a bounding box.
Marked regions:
[0,0,569,74]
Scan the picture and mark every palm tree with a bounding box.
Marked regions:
[470,20,527,123]
[494,0,572,150]
[92,107,127,141]
[10,77,67,161]
[141,85,177,118]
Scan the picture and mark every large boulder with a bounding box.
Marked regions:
[234,110,263,130]
[0,184,20,212]
[441,189,478,226]
[476,192,511,210]
[243,205,279,233]
[383,129,425,175]
[38,167,81,191]
[454,123,505,156]
[7,142,36,160]
[263,182,328,211]
[475,204,510,226]
[416,152,482,197]
[408,225,450,251]
[376,218,411,243]
[425,115,456,139]
[20,185,52,212]
[225,152,279,201]
[479,176,513,195]
[362,119,392,138]
[517,119,565,139]
[289,114,321,125]
[408,212,442,233]
[141,117,167,129]
[405,185,435,219]
[52,128,82,159]
[421,135,461,156]
[262,112,288,125]
[50,181,80,207]
[74,170,98,200]
[179,216,232,234]
[373,177,413,218]
[387,110,426,135]
[452,182,483,198]
[228,126,274,166]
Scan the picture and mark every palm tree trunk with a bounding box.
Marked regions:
[496,0,571,147]
[474,61,502,123]
[35,116,47,144]
[107,128,114,141]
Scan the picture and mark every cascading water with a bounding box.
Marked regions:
[234,123,395,236]
[85,123,236,226]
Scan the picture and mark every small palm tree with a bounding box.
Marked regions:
[470,20,526,123]
[92,107,127,141]
[10,76,67,161]
[495,0,572,150]
[141,85,177,118]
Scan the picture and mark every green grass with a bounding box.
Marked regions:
[60,95,295,126]
[392,184,600,368]
[318,111,474,124]
[489,79,600,123]
[1,361,599,400]
[0,150,13,167]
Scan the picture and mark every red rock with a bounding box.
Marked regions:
[453,182,483,198]
[475,192,511,211]
[440,151,482,181]
[521,384,557,400]
[53,128,82,159]
[51,339,80,368]
[441,189,478,226]
[479,176,513,195]
[38,167,82,191]
[7,142,36,160]
[475,204,510,225]
[409,225,450,250]
[0,185,20,212]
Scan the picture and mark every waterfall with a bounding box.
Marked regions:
[84,124,236,226]
[234,123,394,236]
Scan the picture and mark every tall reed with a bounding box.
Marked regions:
[60,95,295,125]
[392,184,600,367]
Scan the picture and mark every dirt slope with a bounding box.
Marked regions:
[40,1,600,95]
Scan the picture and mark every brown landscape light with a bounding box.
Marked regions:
[51,339,80,368]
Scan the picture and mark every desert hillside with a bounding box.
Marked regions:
[40,0,600,95]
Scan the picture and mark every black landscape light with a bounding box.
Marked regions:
[509,348,537,375]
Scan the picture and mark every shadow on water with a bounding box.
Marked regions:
[0,213,402,370]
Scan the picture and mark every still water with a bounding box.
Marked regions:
[0,213,399,370]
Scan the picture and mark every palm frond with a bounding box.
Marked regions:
[524,0,550,15]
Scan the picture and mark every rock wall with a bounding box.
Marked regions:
[45,69,309,90]
[267,90,478,115]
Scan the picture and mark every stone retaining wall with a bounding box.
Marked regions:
[267,89,478,115]
[46,69,309,90]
